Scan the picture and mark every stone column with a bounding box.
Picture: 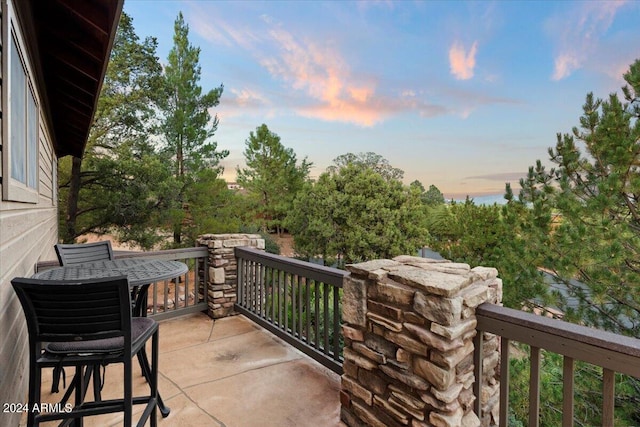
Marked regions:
[340,255,502,427]
[197,233,265,319]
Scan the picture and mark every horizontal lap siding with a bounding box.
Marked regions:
[0,80,58,427]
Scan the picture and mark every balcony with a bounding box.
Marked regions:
[24,234,640,426]
[22,313,343,426]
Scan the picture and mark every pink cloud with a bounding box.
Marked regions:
[259,24,391,126]
[550,0,628,80]
[449,41,478,80]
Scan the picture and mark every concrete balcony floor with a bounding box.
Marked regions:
[24,313,343,426]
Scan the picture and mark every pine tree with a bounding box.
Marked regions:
[58,12,172,248]
[161,12,229,245]
[236,124,311,235]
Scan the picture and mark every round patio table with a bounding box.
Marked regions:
[32,257,187,417]
[32,258,189,287]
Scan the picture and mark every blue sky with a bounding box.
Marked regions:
[125,0,640,198]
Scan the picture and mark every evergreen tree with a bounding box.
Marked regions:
[328,152,404,181]
[236,124,311,235]
[286,156,427,265]
[505,59,640,426]
[58,12,172,248]
[161,12,229,245]
[516,60,640,336]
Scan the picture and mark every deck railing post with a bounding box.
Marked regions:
[197,234,265,319]
[340,255,503,427]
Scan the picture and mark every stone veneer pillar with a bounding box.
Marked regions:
[197,233,265,319]
[340,255,502,427]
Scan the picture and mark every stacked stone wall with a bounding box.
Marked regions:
[341,255,502,427]
[197,234,265,319]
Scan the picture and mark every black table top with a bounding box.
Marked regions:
[32,258,189,286]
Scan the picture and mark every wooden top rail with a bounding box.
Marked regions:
[35,247,208,272]
[234,246,348,287]
[476,303,640,378]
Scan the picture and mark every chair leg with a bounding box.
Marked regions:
[138,347,170,417]
[124,360,133,427]
[151,330,159,427]
[27,363,40,427]
[73,366,85,427]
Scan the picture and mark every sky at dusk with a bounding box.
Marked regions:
[124,0,640,199]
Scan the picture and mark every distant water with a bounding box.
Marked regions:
[451,193,507,205]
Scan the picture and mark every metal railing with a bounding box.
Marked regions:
[234,246,347,374]
[35,247,209,321]
[474,303,640,426]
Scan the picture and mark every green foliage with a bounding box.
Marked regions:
[329,152,404,181]
[58,12,172,249]
[238,225,282,255]
[263,275,341,354]
[236,124,311,235]
[177,170,244,246]
[410,181,445,206]
[426,199,546,308]
[503,59,640,426]
[161,12,229,245]
[515,59,640,337]
[286,155,428,265]
[507,345,640,426]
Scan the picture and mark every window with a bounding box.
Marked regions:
[2,15,40,203]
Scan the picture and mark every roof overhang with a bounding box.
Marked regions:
[13,0,124,158]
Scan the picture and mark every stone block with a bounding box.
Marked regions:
[343,276,368,327]
[431,317,477,340]
[342,375,373,406]
[373,395,410,425]
[358,368,388,396]
[396,348,410,364]
[352,401,394,427]
[383,330,429,356]
[389,388,426,413]
[368,299,403,321]
[342,325,364,341]
[340,390,351,408]
[374,279,415,306]
[461,410,481,427]
[340,407,359,427]
[389,268,472,297]
[404,323,464,352]
[343,360,359,379]
[413,356,455,390]
[346,259,402,277]
[460,285,490,308]
[213,258,229,267]
[367,312,403,332]
[470,266,498,280]
[344,348,378,370]
[430,382,464,404]
[430,340,474,370]
[388,394,425,421]
[365,334,398,359]
[429,406,463,427]
[414,292,462,326]
[379,364,430,390]
[419,389,461,412]
[353,342,386,364]
[403,311,427,325]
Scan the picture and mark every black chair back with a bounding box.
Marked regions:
[54,241,115,266]
[11,276,159,427]
[12,276,131,344]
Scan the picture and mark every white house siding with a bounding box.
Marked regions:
[0,1,59,424]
